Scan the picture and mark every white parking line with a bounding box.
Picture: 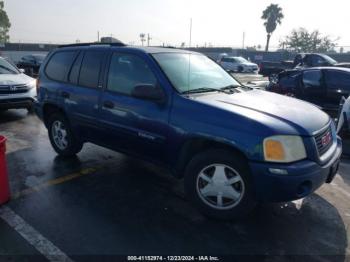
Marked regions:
[0,206,74,262]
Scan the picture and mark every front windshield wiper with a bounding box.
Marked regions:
[182,87,225,94]
[219,84,241,91]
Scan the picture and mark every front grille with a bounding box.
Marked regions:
[0,84,29,95]
[314,125,333,156]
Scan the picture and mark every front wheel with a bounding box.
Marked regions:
[184,149,256,220]
[47,113,83,156]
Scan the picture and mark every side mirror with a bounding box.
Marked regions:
[19,68,25,73]
[131,84,165,102]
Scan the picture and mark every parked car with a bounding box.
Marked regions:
[218,56,258,73]
[259,53,350,77]
[337,96,350,137]
[267,67,350,117]
[17,54,47,77]
[35,43,342,220]
[0,57,36,112]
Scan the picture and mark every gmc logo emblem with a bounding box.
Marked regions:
[321,132,332,146]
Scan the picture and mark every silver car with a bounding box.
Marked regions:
[219,56,258,73]
[0,57,36,112]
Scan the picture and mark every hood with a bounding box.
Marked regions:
[0,73,34,85]
[335,63,350,68]
[192,90,330,135]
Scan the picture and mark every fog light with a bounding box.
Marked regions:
[269,168,288,175]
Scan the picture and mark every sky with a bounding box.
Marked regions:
[4,0,350,49]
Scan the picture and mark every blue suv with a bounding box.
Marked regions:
[35,43,342,219]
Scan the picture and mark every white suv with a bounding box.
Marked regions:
[0,57,36,112]
[219,56,258,73]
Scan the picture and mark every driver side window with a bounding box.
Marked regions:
[303,70,322,88]
[107,53,157,95]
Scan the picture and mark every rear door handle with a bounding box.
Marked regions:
[61,91,70,98]
[103,100,114,109]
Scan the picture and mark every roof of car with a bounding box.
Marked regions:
[282,67,350,75]
[305,66,350,72]
[58,43,197,55]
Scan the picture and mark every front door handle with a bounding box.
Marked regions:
[61,91,70,99]
[103,100,114,109]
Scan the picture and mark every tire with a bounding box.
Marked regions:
[237,66,243,73]
[47,113,83,156]
[27,105,34,114]
[184,149,256,220]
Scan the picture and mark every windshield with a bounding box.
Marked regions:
[319,54,337,65]
[0,58,19,74]
[234,57,248,63]
[33,55,46,63]
[153,53,241,93]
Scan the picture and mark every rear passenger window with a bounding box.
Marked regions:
[79,51,104,88]
[45,51,77,82]
[107,53,156,95]
[325,70,350,92]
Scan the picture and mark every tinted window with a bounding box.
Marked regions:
[107,53,157,95]
[303,70,322,88]
[69,52,84,85]
[79,51,104,88]
[279,71,301,88]
[325,70,350,91]
[222,57,234,62]
[45,51,77,82]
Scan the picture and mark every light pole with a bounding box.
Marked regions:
[140,33,146,46]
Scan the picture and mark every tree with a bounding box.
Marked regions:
[261,4,284,52]
[280,28,337,53]
[0,1,10,43]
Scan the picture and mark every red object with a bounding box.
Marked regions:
[0,136,10,205]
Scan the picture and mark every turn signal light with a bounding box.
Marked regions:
[264,140,285,161]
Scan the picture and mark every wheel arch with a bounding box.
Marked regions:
[174,137,249,178]
[42,103,67,127]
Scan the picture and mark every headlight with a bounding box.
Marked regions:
[27,80,36,89]
[263,135,307,163]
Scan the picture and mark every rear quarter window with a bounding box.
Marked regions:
[45,51,77,82]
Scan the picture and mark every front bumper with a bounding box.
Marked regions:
[249,137,342,202]
[0,88,36,110]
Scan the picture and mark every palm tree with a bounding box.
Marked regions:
[261,4,284,52]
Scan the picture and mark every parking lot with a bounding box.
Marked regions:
[0,71,349,261]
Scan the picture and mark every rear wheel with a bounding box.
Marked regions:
[47,113,83,156]
[184,149,256,220]
[237,66,243,73]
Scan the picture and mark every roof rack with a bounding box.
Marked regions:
[58,42,126,48]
